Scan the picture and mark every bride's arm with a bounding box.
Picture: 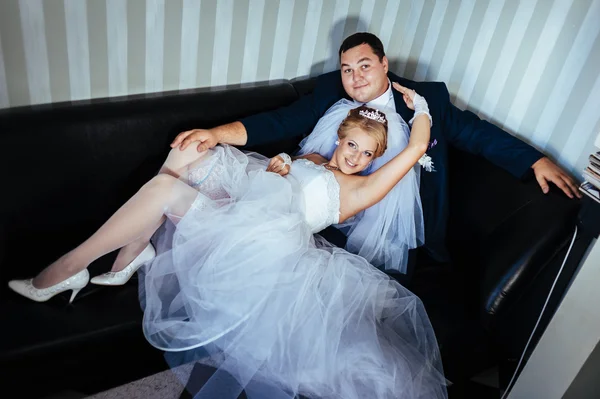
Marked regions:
[342,93,430,219]
[266,152,327,176]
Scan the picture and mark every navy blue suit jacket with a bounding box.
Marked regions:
[241,71,543,262]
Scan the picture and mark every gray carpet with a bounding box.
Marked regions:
[84,364,193,399]
[75,363,500,398]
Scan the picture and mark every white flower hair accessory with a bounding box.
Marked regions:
[358,108,387,124]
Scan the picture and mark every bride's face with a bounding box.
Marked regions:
[332,128,378,174]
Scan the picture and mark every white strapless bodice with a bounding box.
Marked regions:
[287,159,340,234]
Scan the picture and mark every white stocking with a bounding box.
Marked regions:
[110,146,209,272]
[159,145,209,180]
[34,174,199,288]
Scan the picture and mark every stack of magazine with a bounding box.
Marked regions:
[580,151,600,203]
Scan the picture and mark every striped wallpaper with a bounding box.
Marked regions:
[0,0,598,177]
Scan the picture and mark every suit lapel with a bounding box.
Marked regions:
[392,91,414,124]
[387,73,415,123]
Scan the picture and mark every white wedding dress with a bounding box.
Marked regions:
[139,145,447,399]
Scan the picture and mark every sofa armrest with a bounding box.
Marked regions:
[477,190,579,328]
[446,148,580,329]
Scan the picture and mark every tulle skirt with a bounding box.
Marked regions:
[139,145,447,399]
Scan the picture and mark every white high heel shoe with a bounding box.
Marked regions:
[90,243,156,286]
[8,269,90,303]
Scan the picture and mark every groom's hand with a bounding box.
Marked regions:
[171,128,219,152]
[532,157,581,199]
[171,122,248,151]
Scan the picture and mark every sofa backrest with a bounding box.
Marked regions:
[0,83,300,282]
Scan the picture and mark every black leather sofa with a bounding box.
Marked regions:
[0,78,584,398]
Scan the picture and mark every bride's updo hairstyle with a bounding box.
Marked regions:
[337,105,388,158]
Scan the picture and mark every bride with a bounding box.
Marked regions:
[9,86,447,398]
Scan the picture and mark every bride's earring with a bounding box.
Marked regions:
[335,140,340,145]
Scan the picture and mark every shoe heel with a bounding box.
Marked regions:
[69,287,83,304]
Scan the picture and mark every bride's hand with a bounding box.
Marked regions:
[267,155,290,176]
[392,82,416,110]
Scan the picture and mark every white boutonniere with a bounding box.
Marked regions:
[418,153,435,172]
[418,139,437,172]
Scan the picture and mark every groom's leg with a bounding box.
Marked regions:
[388,249,417,287]
[318,226,348,248]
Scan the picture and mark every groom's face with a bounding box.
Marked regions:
[340,44,389,103]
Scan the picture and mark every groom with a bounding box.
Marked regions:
[169,32,579,270]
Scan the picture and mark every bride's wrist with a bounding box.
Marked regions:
[409,93,432,126]
[278,153,292,168]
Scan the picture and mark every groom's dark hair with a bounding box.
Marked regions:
[338,32,386,62]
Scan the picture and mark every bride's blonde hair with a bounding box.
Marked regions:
[337,106,388,158]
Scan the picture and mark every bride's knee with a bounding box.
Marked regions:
[162,146,209,175]
[146,173,180,190]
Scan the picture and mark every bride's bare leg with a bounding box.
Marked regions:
[159,145,209,180]
[33,174,199,288]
